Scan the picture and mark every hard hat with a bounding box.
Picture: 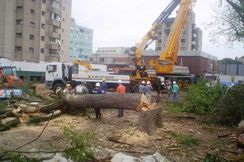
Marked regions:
[147,81,151,85]
[66,84,71,87]
[118,80,122,83]
[95,82,100,87]
[102,77,106,81]
[141,81,145,84]
[173,81,176,84]
[161,82,165,85]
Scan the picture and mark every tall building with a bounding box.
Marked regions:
[0,0,71,62]
[70,19,93,61]
[155,10,202,52]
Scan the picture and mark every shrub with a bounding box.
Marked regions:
[183,79,226,114]
[213,84,244,126]
[63,126,96,162]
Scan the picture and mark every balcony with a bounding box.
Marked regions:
[48,6,61,15]
[48,32,60,39]
[47,19,61,27]
[16,25,23,32]
[15,38,22,46]
[16,0,24,6]
[46,42,60,50]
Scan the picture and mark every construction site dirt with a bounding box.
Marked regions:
[0,93,236,161]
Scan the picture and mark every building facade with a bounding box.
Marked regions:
[70,19,93,61]
[155,10,202,53]
[90,47,134,71]
[0,0,71,62]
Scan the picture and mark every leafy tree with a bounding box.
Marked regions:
[209,0,244,43]
[218,57,242,64]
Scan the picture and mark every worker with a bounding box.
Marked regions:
[6,74,15,87]
[63,84,74,95]
[92,82,105,119]
[101,78,108,93]
[144,81,153,103]
[116,80,126,117]
[74,84,89,95]
[172,81,180,102]
[139,81,145,93]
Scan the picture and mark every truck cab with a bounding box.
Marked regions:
[45,62,72,91]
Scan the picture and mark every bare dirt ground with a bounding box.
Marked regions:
[0,97,237,162]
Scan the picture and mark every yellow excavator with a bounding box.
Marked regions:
[130,0,195,89]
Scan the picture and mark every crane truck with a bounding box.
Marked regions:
[130,0,196,90]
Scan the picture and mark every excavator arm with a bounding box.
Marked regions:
[132,0,180,80]
[149,0,193,74]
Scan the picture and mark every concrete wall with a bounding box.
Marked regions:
[0,0,16,60]
[218,64,244,76]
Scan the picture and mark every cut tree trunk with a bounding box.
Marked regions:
[57,89,149,112]
[138,107,163,135]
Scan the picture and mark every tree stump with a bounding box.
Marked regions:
[138,107,163,135]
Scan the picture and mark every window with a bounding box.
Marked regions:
[47,65,57,72]
[16,20,23,25]
[41,48,45,53]
[16,33,22,38]
[42,11,46,16]
[29,34,34,40]
[30,9,35,15]
[42,0,46,4]
[62,29,64,33]
[49,49,58,55]
[29,47,34,53]
[63,7,65,11]
[30,22,35,27]
[181,39,186,43]
[16,6,23,12]
[158,32,162,36]
[41,36,45,41]
[158,39,162,43]
[62,18,65,22]
[32,0,35,2]
[41,23,45,29]
[15,46,22,51]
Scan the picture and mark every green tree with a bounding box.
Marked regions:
[209,0,244,43]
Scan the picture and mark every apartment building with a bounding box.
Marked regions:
[70,19,93,61]
[0,0,71,62]
[155,10,202,53]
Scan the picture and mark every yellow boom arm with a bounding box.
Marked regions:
[73,59,92,71]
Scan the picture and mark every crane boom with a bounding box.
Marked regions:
[150,0,193,74]
[132,0,180,79]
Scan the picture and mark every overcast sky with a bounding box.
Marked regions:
[71,0,243,59]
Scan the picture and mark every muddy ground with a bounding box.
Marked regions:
[0,95,238,162]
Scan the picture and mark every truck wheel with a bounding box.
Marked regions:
[53,83,64,92]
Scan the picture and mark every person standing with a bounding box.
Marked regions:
[172,81,180,102]
[63,84,74,95]
[144,81,153,103]
[101,78,108,93]
[116,80,126,117]
[139,81,145,93]
[92,82,105,119]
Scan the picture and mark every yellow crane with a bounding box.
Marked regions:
[149,0,193,75]
[132,0,180,81]
[130,0,195,90]
[73,59,92,71]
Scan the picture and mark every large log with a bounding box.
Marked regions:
[57,90,149,112]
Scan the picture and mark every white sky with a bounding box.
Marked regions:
[71,0,243,59]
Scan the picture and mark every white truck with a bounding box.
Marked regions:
[45,62,133,92]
